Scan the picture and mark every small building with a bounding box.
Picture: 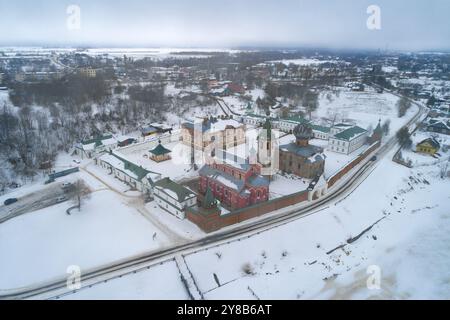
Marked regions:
[79,67,97,78]
[141,126,160,137]
[149,141,172,163]
[416,138,440,155]
[275,116,310,133]
[328,126,368,155]
[427,119,450,136]
[226,83,246,95]
[279,123,326,179]
[98,152,162,195]
[74,134,118,159]
[241,113,267,127]
[153,178,197,219]
[311,124,331,140]
[150,123,173,134]
[181,117,246,151]
[118,137,137,148]
[329,123,354,136]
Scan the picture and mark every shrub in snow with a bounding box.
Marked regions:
[242,263,255,276]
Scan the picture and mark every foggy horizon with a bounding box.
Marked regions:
[1,0,449,52]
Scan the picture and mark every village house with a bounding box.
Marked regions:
[153,178,197,219]
[181,117,246,151]
[241,113,311,134]
[78,67,97,78]
[97,151,162,196]
[241,113,267,127]
[427,119,450,136]
[328,126,368,155]
[199,152,270,210]
[74,134,118,159]
[279,123,326,179]
[226,83,246,95]
[275,116,310,133]
[416,138,440,156]
[140,125,160,137]
[329,123,354,136]
[117,137,137,148]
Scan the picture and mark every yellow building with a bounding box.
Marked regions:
[416,138,440,155]
[181,118,246,151]
[79,67,97,78]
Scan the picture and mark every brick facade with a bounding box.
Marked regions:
[188,140,381,233]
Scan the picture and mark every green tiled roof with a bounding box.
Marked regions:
[311,124,331,133]
[281,116,310,124]
[113,152,158,182]
[334,126,367,141]
[150,143,171,156]
[154,178,195,202]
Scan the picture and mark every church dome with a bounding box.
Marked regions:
[293,123,314,140]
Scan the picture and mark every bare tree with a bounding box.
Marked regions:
[382,119,391,136]
[66,180,90,211]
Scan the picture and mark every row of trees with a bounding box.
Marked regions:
[1,80,170,187]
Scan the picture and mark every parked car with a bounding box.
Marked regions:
[56,196,68,203]
[62,182,72,188]
[4,198,18,206]
[371,156,378,162]
[73,159,81,164]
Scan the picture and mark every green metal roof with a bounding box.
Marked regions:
[281,116,310,124]
[82,134,113,146]
[150,143,172,156]
[154,178,195,202]
[112,152,159,182]
[334,126,367,141]
[311,124,331,133]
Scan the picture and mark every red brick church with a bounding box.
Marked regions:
[199,152,270,210]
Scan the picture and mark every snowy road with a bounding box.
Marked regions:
[0,184,69,224]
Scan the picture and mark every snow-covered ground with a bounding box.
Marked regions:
[60,260,189,300]
[268,59,336,66]
[269,173,310,199]
[49,148,450,300]
[183,150,450,299]
[316,87,418,140]
[0,185,170,290]
[144,202,204,241]
[116,141,199,182]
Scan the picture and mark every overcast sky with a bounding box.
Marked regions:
[0,0,449,51]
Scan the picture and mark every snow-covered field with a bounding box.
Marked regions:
[183,150,450,299]
[269,59,337,66]
[60,260,189,300]
[316,87,417,140]
[0,186,170,290]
